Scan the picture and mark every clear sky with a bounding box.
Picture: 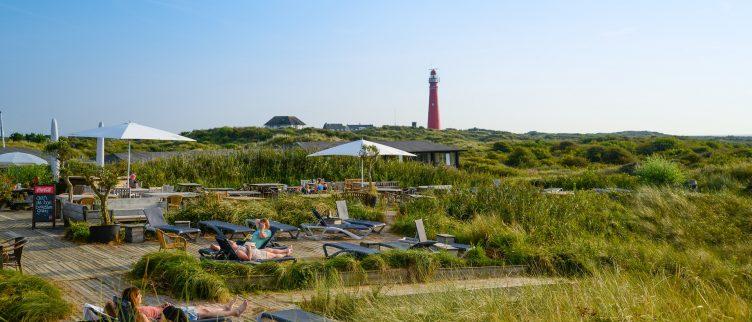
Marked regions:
[1,1,750,136]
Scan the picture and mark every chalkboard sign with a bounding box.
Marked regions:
[32,185,56,229]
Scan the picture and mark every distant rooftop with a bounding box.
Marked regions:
[264,116,305,127]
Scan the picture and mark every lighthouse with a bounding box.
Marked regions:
[427,69,440,130]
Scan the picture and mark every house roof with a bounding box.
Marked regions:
[295,140,463,153]
[264,116,306,127]
[323,123,348,131]
[0,147,49,158]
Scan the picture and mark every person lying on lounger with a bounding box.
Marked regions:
[115,287,248,322]
[209,238,292,261]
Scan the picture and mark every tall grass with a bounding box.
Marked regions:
[395,182,752,295]
[302,271,750,321]
[0,269,72,322]
[133,148,492,188]
[130,252,231,301]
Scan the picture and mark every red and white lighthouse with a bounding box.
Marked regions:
[427,69,440,130]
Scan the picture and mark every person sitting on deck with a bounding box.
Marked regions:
[118,287,247,322]
[209,219,292,261]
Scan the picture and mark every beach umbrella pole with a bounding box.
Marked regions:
[126,140,131,186]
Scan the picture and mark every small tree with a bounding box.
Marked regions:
[81,165,120,225]
[44,138,79,202]
[359,145,380,192]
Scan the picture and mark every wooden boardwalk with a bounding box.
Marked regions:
[0,209,401,320]
[1,209,555,321]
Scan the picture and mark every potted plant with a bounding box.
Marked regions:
[359,145,380,207]
[81,164,121,243]
[44,138,79,202]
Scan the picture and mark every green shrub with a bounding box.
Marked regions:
[491,141,512,152]
[0,269,72,322]
[130,252,230,301]
[559,155,589,167]
[504,147,539,168]
[65,220,90,242]
[584,146,635,164]
[637,137,682,155]
[635,156,685,186]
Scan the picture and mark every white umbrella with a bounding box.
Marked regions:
[0,152,49,166]
[69,122,195,179]
[308,139,415,183]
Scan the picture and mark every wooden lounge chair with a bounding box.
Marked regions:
[166,194,183,211]
[257,309,333,322]
[87,297,233,322]
[336,200,386,233]
[301,209,371,240]
[144,206,201,240]
[322,242,380,259]
[198,224,286,258]
[156,229,187,251]
[0,236,27,273]
[78,196,96,209]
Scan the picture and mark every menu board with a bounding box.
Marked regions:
[32,185,56,228]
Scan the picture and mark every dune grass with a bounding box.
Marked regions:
[302,271,750,321]
[0,269,72,322]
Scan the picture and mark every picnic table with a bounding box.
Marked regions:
[176,183,203,192]
[417,185,452,191]
[205,187,235,192]
[142,192,200,199]
[224,196,265,201]
[376,187,402,193]
[227,190,261,197]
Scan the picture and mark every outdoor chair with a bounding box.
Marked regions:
[144,206,201,240]
[199,224,287,258]
[156,229,187,251]
[336,200,386,233]
[0,236,27,273]
[322,242,380,259]
[78,197,96,209]
[256,308,334,322]
[111,188,132,198]
[199,233,295,265]
[198,220,253,239]
[377,219,473,255]
[301,209,371,240]
[166,194,183,211]
[246,219,301,239]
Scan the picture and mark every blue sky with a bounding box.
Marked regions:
[1,1,750,135]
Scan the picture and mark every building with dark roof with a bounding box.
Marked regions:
[323,123,349,131]
[264,116,306,129]
[347,124,374,131]
[295,140,464,167]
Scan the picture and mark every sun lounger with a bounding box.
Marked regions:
[87,297,233,322]
[199,235,295,265]
[302,209,372,240]
[256,309,333,322]
[378,219,473,255]
[323,242,380,259]
[199,224,286,258]
[198,220,253,239]
[336,200,386,233]
[144,207,201,240]
[246,219,301,239]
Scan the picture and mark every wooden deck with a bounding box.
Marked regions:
[0,209,402,320]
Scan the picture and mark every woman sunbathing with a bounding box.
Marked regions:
[210,238,292,261]
[117,287,248,321]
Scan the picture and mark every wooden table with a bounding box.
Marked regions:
[142,192,200,199]
[205,187,235,192]
[227,190,261,196]
[225,196,265,201]
[176,183,203,192]
[417,185,452,191]
[376,187,402,193]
